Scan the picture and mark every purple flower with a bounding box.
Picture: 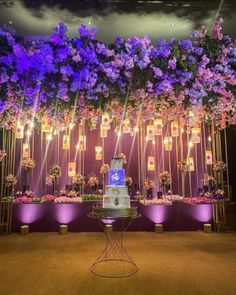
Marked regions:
[60,65,73,76]
[213,18,223,40]
[57,48,69,60]
[152,67,163,77]
[79,24,96,40]
[168,57,176,70]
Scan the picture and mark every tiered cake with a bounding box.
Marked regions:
[103,157,130,208]
[91,157,138,219]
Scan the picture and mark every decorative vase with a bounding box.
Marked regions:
[146,188,153,199]
[53,177,59,196]
[91,184,98,194]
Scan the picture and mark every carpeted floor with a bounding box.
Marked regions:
[0,232,236,295]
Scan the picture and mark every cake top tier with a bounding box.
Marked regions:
[111,157,123,170]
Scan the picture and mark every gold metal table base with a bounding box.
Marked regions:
[88,212,140,278]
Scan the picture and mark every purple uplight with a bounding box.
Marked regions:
[55,204,78,223]
[144,205,169,223]
[188,204,213,222]
[101,219,115,224]
[19,204,44,224]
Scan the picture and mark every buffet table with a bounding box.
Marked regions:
[12,200,213,232]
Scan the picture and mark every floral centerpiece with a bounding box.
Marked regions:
[0,149,6,162]
[72,173,84,193]
[47,164,61,195]
[144,179,155,199]
[125,176,133,187]
[88,175,99,194]
[159,171,171,195]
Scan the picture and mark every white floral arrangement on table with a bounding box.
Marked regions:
[100,163,110,174]
[21,157,35,170]
[203,173,215,185]
[54,196,83,203]
[72,173,84,185]
[4,174,17,187]
[213,161,226,172]
[125,176,133,187]
[118,152,127,164]
[215,189,224,196]
[67,190,77,198]
[203,191,213,198]
[88,175,99,187]
[60,188,66,196]
[144,179,155,190]
[159,171,171,187]
[0,149,6,162]
[48,164,61,178]
[24,190,34,198]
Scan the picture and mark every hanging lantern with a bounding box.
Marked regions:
[154,119,163,135]
[101,113,110,129]
[42,122,51,133]
[68,162,76,177]
[77,135,86,151]
[100,127,108,138]
[187,157,194,171]
[164,136,172,151]
[146,125,155,141]
[22,143,30,158]
[171,121,179,137]
[123,118,131,133]
[206,150,213,165]
[147,156,155,171]
[63,135,70,150]
[95,146,103,160]
[15,123,24,139]
[46,133,53,142]
[191,127,201,144]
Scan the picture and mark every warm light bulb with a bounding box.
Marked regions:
[117,130,121,137]
[53,130,58,136]
[152,140,156,145]
[69,123,75,130]
[134,126,139,133]
[76,143,80,150]
[26,130,31,137]
[189,111,194,118]
[46,134,52,141]
[188,141,193,148]
[29,121,35,129]
[146,137,149,142]
[181,127,184,133]
[208,136,212,142]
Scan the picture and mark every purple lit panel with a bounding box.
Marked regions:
[18,204,44,224]
[143,205,171,223]
[54,204,78,224]
[188,204,213,222]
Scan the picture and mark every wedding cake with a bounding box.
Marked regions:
[103,157,130,208]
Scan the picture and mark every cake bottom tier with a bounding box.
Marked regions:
[103,195,130,208]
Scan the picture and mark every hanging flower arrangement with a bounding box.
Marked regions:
[100,163,110,174]
[4,174,17,187]
[213,161,227,172]
[177,160,190,172]
[0,150,6,162]
[118,153,127,164]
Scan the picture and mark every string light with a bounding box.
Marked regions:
[188,141,193,148]
[117,130,121,137]
[208,136,212,142]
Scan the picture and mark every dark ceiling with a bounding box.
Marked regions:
[0,0,235,42]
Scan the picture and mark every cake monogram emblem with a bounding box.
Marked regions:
[114,197,119,206]
[111,173,120,182]
[112,187,120,195]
